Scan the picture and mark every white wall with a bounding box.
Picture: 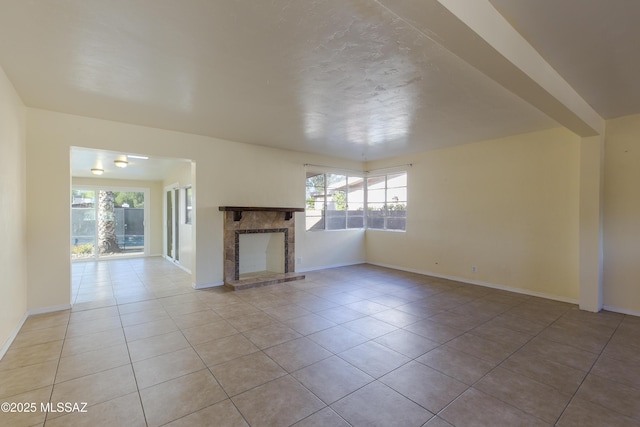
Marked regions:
[365,128,582,302]
[0,66,28,354]
[603,114,640,315]
[26,109,366,310]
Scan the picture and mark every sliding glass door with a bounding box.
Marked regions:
[165,186,180,262]
[71,189,97,259]
[71,187,148,260]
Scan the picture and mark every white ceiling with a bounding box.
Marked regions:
[1,0,638,173]
[71,147,189,181]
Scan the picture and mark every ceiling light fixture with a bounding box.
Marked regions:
[91,168,104,175]
[114,159,128,168]
[128,155,149,160]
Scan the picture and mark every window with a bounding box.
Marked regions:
[367,172,407,231]
[185,187,193,224]
[305,172,365,231]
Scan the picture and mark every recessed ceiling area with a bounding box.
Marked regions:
[1,1,638,161]
[71,147,190,181]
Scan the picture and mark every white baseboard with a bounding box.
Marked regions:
[367,262,580,305]
[192,281,224,290]
[1,304,71,360]
[297,261,366,273]
[0,312,29,360]
[162,256,192,274]
[603,305,640,317]
[28,304,72,316]
[173,262,192,275]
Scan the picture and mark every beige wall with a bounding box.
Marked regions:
[24,108,593,313]
[296,228,366,272]
[0,66,28,353]
[26,109,365,309]
[14,100,640,319]
[603,114,640,315]
[365,128,582,302]
[72,177,164,256]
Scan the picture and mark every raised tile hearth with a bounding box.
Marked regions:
[226,271,307,291]
[220,206,305,290]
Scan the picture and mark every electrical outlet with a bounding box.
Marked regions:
[472,266,477,273]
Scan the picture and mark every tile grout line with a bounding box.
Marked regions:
[428,297,568,425]
[41,311,73,426]
[117,296,150,427]
[13,260,638,426]
[551,313,627,425]
[433,304,625,425]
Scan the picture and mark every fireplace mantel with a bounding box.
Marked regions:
[219,206,305,221]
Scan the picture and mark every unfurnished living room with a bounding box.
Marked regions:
[1,1,640,426]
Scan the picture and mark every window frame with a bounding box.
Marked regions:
[366,171,407,232]
[305,170,406,232]
[305,172,366,231]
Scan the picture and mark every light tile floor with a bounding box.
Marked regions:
[1,258,639,426]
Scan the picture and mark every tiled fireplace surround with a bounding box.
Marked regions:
[220,207,305,290]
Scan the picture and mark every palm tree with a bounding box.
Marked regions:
[98,190,121,254]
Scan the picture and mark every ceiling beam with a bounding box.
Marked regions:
[378,0,604,136]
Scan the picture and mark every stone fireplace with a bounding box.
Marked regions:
[219,206,305,290]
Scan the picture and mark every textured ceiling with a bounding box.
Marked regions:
[3,0,636,168]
